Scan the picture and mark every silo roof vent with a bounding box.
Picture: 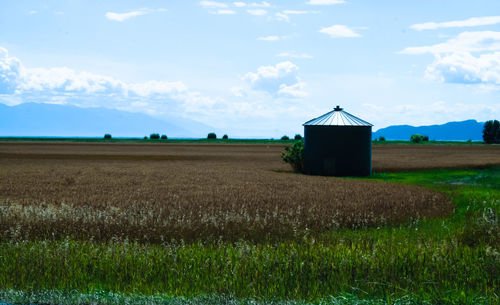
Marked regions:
[303,106,373,126]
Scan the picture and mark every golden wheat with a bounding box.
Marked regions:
[0,142,478,242]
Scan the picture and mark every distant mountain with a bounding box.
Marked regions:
[0,103,213,138]
[373,120,484,141]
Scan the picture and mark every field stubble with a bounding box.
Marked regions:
[0,142,475,242]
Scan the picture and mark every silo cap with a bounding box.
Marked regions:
[303,106,373,126]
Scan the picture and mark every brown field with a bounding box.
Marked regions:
[2,142,497,242]
[373,144,500,172]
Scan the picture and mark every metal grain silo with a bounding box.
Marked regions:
[303,106,373,176]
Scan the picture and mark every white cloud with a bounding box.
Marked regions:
[203,1,270,15]
[213,9,236,15]
[277,52,313,59]
[319,25,361,38]
[426,52,500,85]
[243,61,306,97]
[105,8,165,22]
[283,10,309,15]
[233,2,246,7]
[257,35,286,41]
[200,1,228,8]
[245,62,299,81]
[0,48,22,94]
[401,31,500,87]
[278,82,307,98]
[411,16,500,31]
[230,86,245,97]
[247,9,267,16]
[275,10,318,22]
[0,47,317,137]
[249,1,271,7]
[275,13,290,22]
[27,10,37,15]
[0,46,219,116]
[106,10,147,22]
[306,0,345,5]
[400,31,500,55]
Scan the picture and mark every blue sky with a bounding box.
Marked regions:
[1,0,500,137]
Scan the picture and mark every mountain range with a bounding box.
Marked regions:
[0,103,486,140]
[372,119,484,141]
[0,103,213,138]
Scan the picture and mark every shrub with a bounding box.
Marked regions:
[378,136,386,142]
[143,136,148,140]
[207,132,217,139]
[222,134,228,140]
[294,134,302,140]
[161,135,168,140]
[150,133,160,140]
[281,135,290,141]
[483,120,500,144]
[104,134,112,139]
[281,141,304,173]
[410,134,428,143]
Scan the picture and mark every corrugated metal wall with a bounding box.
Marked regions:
[304,125,372,176]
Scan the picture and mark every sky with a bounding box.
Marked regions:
[1,0,500,137]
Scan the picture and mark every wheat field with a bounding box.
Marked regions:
[0,142,469,242]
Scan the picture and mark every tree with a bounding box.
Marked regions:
[294,134,303,140]
[150,133,160,140]
[410,134,429,143]
[207,132,217,139]
[104,133,112,139]
[161,134,168,140]
[281,135,290,141]
[378,136,386,142]
[410,134,422,143]
[222,134,228,140]
[483,120,500,144]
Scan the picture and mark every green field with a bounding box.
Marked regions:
[0,143,498,305]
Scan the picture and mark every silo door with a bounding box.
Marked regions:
[323,158,336,176]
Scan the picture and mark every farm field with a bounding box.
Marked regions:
[0,142,499,304]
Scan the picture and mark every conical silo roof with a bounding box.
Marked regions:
[303,106,373,126]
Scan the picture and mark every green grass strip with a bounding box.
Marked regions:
[0,289,497,305]
[0,239,497,303]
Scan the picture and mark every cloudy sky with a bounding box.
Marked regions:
[1,0,500,137]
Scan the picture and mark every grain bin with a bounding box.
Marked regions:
[303,106,373,176]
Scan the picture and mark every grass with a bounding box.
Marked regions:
[0,143,498,304]
[2,290,493,305]
[0,236,497,303]
[366,167,500,219]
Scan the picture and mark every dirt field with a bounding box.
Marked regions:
[2,142,497,242]
[373,144,500,172]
